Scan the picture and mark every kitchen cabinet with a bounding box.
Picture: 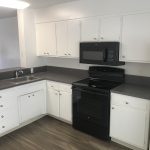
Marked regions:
[47,81,72,123]
[59,91,72,122]
[81,17,100,41]
[81,16,121,42]
[100,16,121,41]
[47,87,60,118]
[19,81,46,123]
[20,90,45,123]
[67,20,80,58]
[35,23,57,56]
[56,20,80,58]
[121,13,150,62]
[0,89,19,135]
[56,21,68,57]
[110,93,149,150]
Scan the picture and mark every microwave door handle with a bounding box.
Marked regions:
[103,49,106,62]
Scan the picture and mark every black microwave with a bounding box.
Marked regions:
[80,42,120,65]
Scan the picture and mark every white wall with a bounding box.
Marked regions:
[17,10,47,68]
[19,0,150,77]
[0,17,20,69]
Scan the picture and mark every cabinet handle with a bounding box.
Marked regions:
[2,126,5,129]
[1,115,4,118]
[126,102,129,104]
[0,105,3,108]
[112,107,115,109]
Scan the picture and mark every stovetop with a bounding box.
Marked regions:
[73,78,122,90]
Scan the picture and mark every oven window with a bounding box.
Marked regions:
[83,51,103,60]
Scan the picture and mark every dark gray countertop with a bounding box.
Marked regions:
[0,66,150,101]
[111,83,150,100]
[0,70,88,90]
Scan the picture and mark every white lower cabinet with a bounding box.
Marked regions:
[20,90,45,123]
[0,89,19,135]
[47,87,60,118]
[18,81,46,123]
[110,93,150,150]
[47,81,72,123]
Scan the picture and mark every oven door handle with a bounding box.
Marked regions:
[74,87,109,96]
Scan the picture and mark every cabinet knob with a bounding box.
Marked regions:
[0,105,3,108]
[59,93,62,96]
[2,126,5,129]
[32,94,35,97]
[112,107,115,109]
[122,56,125,58]
[0,96,2,98]
[100,37,104,40]
[126,102,129,104]
[51,86,53,88]
[28,96,30,98]
[65,54,67,55]
[1,115,4,118]
[93,37,97,40]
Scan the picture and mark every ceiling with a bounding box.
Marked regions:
[0,0,78,19]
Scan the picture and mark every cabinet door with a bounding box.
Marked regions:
[81,17,100,41]
[20,90,45,123]
[68,20,80,58]
[100,16,121,41]
[110,105,146,149]
[122,13,150,62]
[47,88,59,118]
[56,21,68,57]
[35,23,56,56]
[59,91,72,122]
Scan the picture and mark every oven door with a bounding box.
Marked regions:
[72,86,110,140]
[80,42,106,64]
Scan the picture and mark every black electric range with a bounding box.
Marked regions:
[72,66,125,141]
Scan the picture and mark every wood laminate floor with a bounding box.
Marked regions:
[0,116,130,150]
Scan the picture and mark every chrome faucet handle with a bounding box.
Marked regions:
[16,69,24,78]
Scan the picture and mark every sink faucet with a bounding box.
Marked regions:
[16,69,24,78]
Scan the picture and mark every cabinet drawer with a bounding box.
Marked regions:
[0,110,19,134]
[111,93,147,110]
[59,84,72,92]
[47,81,59,90]
[0,98,18,111]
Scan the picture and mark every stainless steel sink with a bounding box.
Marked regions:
[8,76,40,84]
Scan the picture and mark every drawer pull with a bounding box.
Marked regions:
[0,105,3,107]
[1,115,4,118]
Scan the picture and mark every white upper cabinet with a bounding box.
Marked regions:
[56,20,80,58]
[35,23,56,56]
[68,20,80,58]
[81,17,100,41]
[56,21,68,57]
[100,16,121,41]
[122,13,150,62]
